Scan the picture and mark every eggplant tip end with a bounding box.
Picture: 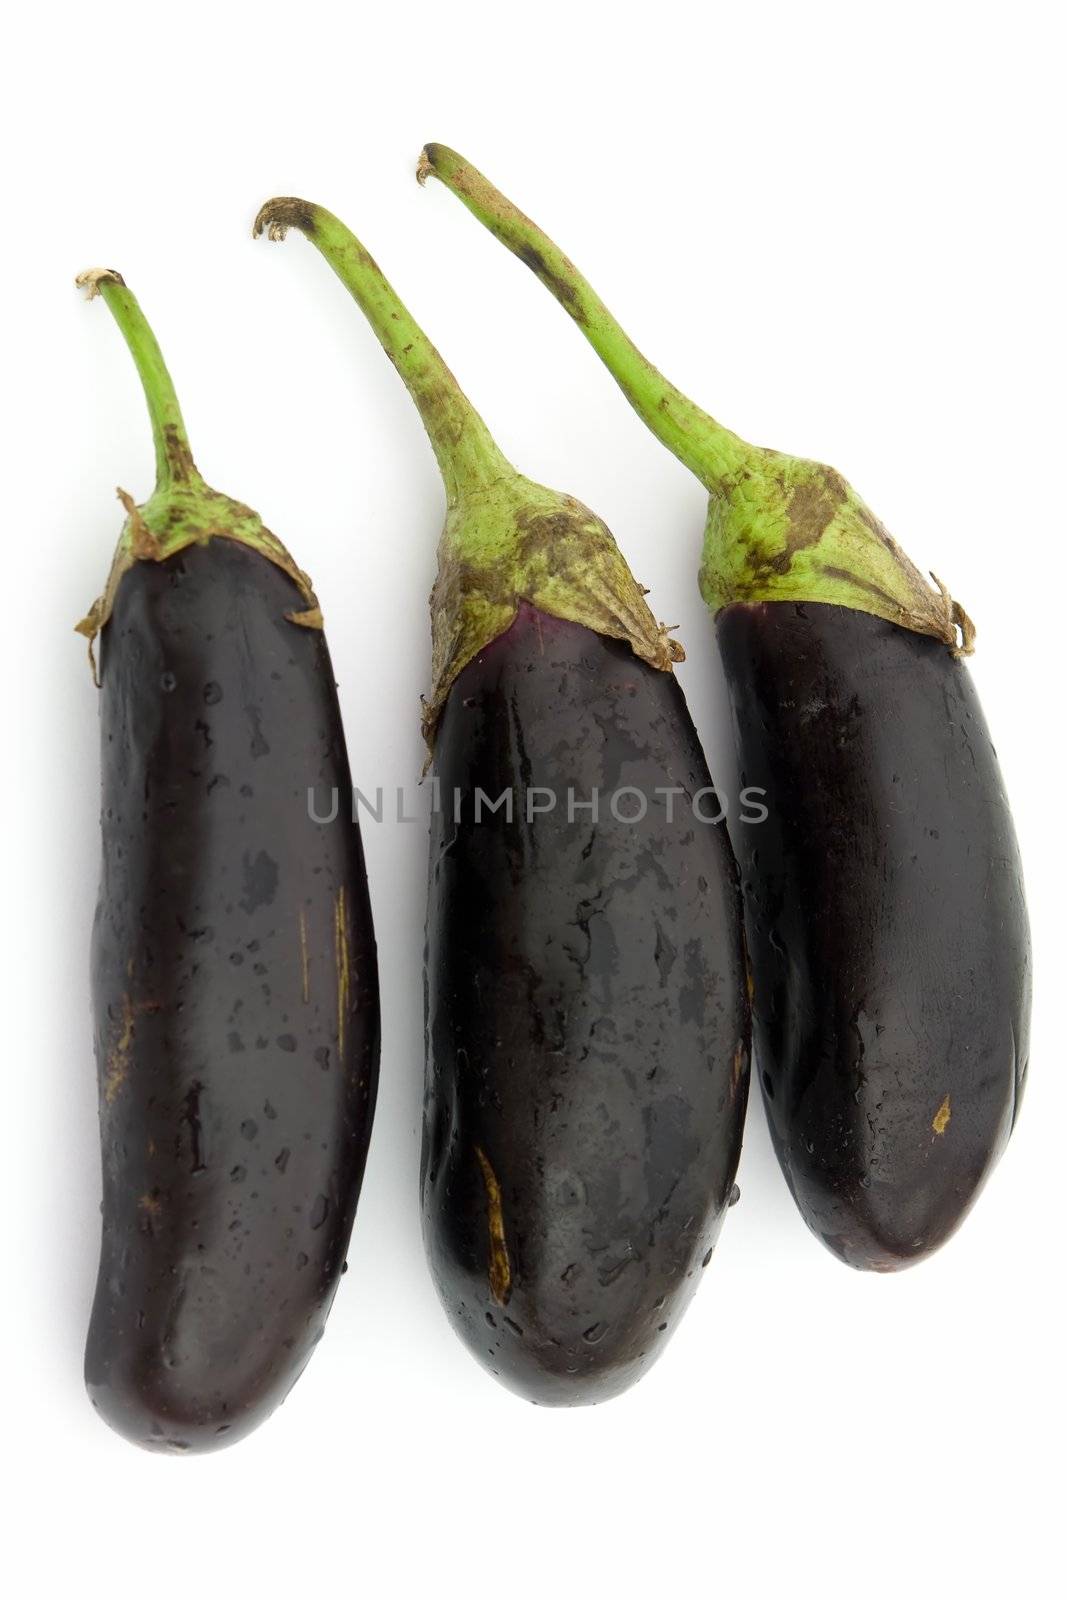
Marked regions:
[253,198,315,243]
[75,266,125,299]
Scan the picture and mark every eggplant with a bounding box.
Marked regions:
[76,269,379,1450]
[254,198,749,1400]
[418,146,1031,1270]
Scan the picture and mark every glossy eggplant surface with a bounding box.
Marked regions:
[424,603,749,1402]
[87,539,379,1451]
[717,600,1029,1270]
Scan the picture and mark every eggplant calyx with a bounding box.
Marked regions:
[74,484,318,682]
[698,452,974,654]
[425,473,682,744]
[75,268,318,681]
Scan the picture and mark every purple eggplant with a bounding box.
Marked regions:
[76,270,379,1450]
[417,146,1031,1270]
[255,197,749,1399]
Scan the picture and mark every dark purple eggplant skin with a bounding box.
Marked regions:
[716,600,1030,1271]
[422,602,750,1405]
[86,539,379,1453]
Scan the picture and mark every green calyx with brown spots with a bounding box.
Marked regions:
[695,449,971,649]
[75,269,319,680]
[417,144,975,657]
[429,474,681,744]
[252,198,681,743]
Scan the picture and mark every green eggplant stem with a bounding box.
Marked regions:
[74,269,319,670]
[75,268,203,495]
[252,199,509,504]
[254,194,685,742]
[416,147,748,488]
[418,144,974,657]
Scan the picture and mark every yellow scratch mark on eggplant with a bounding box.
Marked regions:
[334,888,350,1062]
[731,1040,745,1099]
[298,909,310,1004]
[474,1144,512,1306]
[932,1095,952,1136]
[137,1190,163,1235]
[105,995,137,1104]
[104,993,161,1103]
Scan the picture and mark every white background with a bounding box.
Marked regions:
[2,3,1062,1595]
